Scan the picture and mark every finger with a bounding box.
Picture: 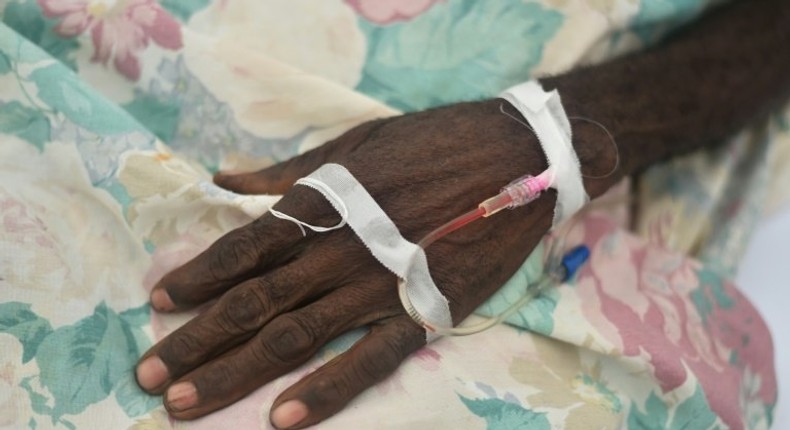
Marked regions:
[137,250,354,393]
[151,186,340,312]
[269,316,425,429]
[136,255,318,394]
[214,119,387,195]
[159,280,400,420]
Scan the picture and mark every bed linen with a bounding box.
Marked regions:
[0,1,784,428]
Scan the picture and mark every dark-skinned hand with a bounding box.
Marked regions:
[137,0,790,426]
[134,98,616,429]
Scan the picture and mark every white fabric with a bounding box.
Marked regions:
[294,163,452,341]
[499,81,588,226]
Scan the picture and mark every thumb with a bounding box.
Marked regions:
[214,118,388,195]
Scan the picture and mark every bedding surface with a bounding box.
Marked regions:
[0,1,785,428]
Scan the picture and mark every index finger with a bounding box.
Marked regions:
[151,186,341,311]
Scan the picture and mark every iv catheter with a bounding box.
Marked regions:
[395,88,620,336]
[397,168,590,336]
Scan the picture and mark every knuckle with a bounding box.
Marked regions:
[262,280,290,308]
[356,337,402,381]
[208,230,259,281]
[196,361,239,394]
[258,315,317,366]
[218,286,268,333]
[159,331,205,372]
[390,318,427,351]
[257,272,293,308]
[311,375,352,404]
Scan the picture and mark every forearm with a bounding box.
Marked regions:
[542,0,790,193]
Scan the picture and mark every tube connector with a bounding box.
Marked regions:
[479,173,550,217]
[560,245,590,281]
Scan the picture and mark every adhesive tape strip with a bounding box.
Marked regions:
[294,163,452,342]
[499,81,588,226]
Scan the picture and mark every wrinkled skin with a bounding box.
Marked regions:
[134,99,615,428]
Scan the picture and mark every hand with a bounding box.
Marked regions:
[134,99,614,428]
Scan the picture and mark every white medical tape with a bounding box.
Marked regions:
[291,163,452,342]
[499,81,588,226]
[269,177,348,236]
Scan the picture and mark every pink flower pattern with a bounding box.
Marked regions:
[575,214,776,430]
[38,0,183,80]
[0,198,55,249]
[345,0,444,24]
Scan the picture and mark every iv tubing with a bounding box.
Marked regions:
[398,266,561,336]
[399,107,620,336]
[398,169,562,336]
[417,206,486,249]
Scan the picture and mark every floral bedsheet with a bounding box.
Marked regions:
[0,0,783,429]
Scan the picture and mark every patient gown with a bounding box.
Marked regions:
[1,0,786,428]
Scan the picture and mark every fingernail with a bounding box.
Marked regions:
[136,356,169,390]
[151,288,175,312]
[271,400,308,429]
[167,382,198,412]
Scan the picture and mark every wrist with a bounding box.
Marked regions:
[538,76,627,199]
[570,117,623,199]
[492,83,624,200]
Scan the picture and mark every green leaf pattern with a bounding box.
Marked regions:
[0,100,51,149]
[1,0,81,70]
[627,386,719,430]
[356,0,563,111]
[0,0,778,428]
[0,302,155,427]
[459,395,551,430]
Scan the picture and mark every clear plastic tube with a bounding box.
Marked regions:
[398,263,563,336]
[397,168,576,336]
[400,108,624,336]
[478,171,551,217]
[417,206,486,249]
